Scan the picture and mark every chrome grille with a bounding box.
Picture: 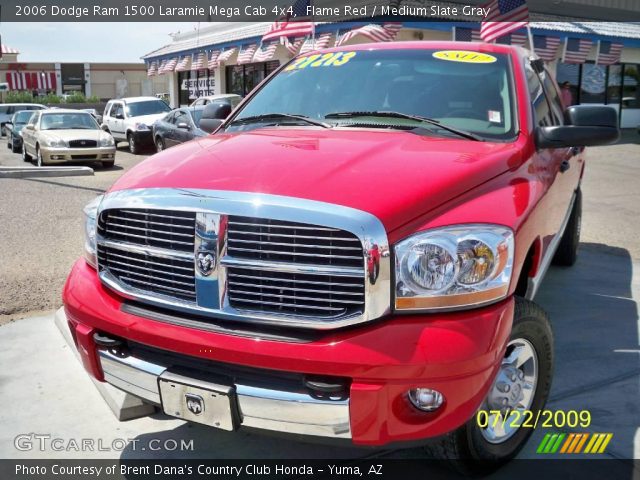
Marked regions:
[97,209,196,302]
[99,209,195,252]
[226,216,365,318]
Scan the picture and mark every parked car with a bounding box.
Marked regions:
[190,93,242,108]
[63,42,619,472]
[101,96,171,154]
[0,103,47,136]
[83,108,103,125]
[21,109,116,167]
[152,106,208,152]
[5,110,34,153]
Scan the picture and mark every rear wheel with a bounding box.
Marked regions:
[552,189,582,266]
[425,297,553,474]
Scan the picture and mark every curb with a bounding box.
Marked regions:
[54,307,156,421]
[0,166,94,178]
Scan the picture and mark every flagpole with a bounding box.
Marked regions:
[595,40,601,66]
[311,0,315,50]
[526,25,534,54]
[561,37,568,63]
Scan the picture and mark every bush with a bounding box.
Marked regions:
[35,93,61,104]
[3,92,34,103]
[87,95,100,103]
[63,93,87,103]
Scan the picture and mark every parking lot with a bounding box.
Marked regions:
[0,131,639,465]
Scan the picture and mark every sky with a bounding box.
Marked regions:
[1,23,198,63]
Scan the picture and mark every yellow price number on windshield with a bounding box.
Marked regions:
[285,51,357,71]
[432,50,497,64]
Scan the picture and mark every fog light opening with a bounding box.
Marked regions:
[408,388,444,412]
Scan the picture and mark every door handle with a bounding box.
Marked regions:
[560,160,571,173]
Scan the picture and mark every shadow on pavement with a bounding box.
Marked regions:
[118,243,638,464]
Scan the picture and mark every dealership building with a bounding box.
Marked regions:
[143,16,640,128]
[0,45,167,100]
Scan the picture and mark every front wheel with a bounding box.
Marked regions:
[101,160,115,168]
[22,144,32,162]
[128,133,139,155]
[155,136,165,152]
[35,146,45,167]
[426,297,553,474]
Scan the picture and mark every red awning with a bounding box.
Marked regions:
[5,71,57,91]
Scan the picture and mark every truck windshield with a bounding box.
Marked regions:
[230,49,516,140]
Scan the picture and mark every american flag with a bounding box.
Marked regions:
[298,32,333,54]
[596,40,623,65]
[562,38,592,64]
[160,57,178,74]
[282,37,305,55]
[208,50,221,69]
[192,52,207,70]
[157,59,168,74]
[237,44,258,64]
[262,0,314,42]
[217,48,237,63]
[175,55,192,72]
[253,42,278,62]
[532,35,561,61]
[146,61,158,77]
[453,27,526,46]
[480,0,529,43]
[335,23,402,47]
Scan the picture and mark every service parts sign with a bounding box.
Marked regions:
[181,77,215,99]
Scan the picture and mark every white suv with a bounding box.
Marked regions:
[102,97,171,154]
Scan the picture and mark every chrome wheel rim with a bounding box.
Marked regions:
[480,338,538,444]
[129,137,135,153]
[156,138,163,151]
[37,149,42,167]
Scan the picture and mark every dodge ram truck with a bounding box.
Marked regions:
[63,41,619,470]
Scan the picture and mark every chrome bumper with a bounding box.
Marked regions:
[98,349,351,439]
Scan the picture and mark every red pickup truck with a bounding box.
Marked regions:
[63,42,619,470]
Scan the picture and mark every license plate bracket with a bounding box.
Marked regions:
[158,371,236,431]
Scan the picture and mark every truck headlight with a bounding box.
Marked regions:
[83,195,104,269]
[395,225,514,311]
[134,123,150,131]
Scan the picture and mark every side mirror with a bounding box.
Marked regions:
[5,121,12,125]
[24,124,34,130]
[176,122,191,130]
[100,124,109,132]
[115,112,124,120]
[536,105,620,149]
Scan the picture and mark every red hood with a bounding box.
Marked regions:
[110,128,523,232]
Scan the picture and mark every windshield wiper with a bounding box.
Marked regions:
[229,113,331,129]
[325,111,483,141]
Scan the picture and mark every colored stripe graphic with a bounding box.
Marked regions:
[538,433,612,454]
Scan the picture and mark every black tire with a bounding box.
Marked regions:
[22,144,32,161]
[128,133,139,155]
[12,139,20,154]
[425,297,553,475]
[552,189,581,267]
[101,160,115,168]
[155,135,165,153]
[7,136,11,149]
[35,145,45,167]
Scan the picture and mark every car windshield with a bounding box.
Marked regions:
[40,113,99,130]
[190,108,204,126]
[126,100,171,117]
[14,111,33,124]
[229,49,516,140]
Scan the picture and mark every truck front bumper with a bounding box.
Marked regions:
[63,259,514,446]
